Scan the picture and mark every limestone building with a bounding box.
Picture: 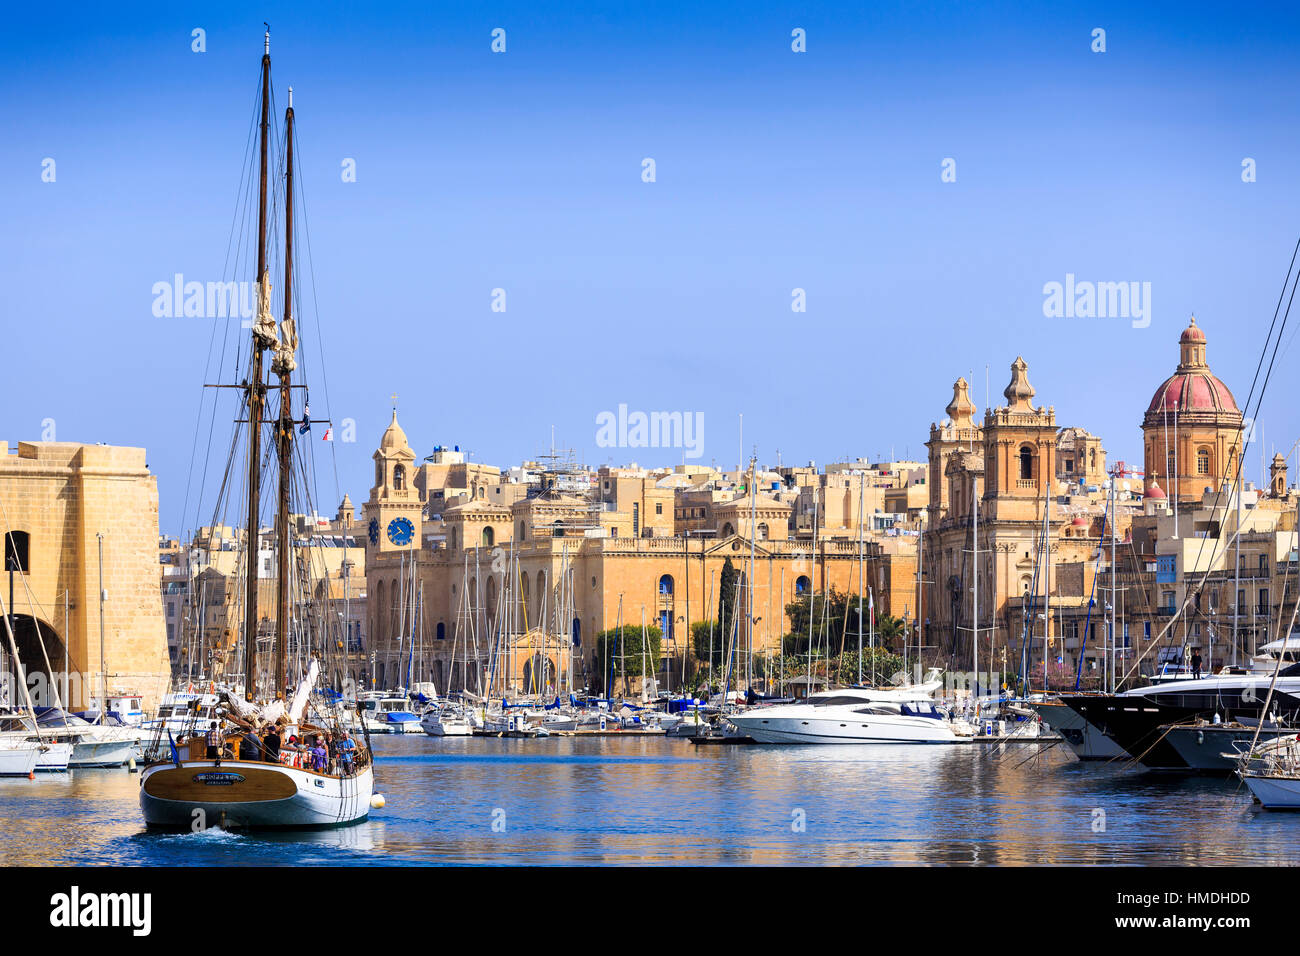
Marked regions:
[0,441,170,711]
[361,414,921,695]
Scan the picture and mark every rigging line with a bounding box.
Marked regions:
[1122,247,1300,683]
[182,80,262,536]
[293,128,343,506]
[1171,241,1300,598]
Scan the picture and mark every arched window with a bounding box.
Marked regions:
[518,520,526,541]
[757,522,769,540]
[1197,448,1211,476]
[659,574,674,595]
[482,526,494,547]
[436,622,446,640]
[572,618,581,646]
[553,519,565,538]
[1168,451,1176,482]
[393,464,406,490]
[1019,445,1034,480]
[373,580,386,643]
[722,522,735,537]
[795,575,811,596]
[477,486,485,499]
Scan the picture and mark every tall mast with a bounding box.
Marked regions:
[274,85,296,700]
[972,475,979,710]
[244,29,271,701]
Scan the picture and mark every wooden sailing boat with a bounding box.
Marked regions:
[140,32,375,829]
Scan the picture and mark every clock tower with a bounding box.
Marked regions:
[365,409,422,554]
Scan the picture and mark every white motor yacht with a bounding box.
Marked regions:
[421,705,474,737]
[141,692,221,736]
[725,688,971,745]
[0,713,74,771]
[356,693,423,734]
[34,710,142,768]
[0,738,41,776]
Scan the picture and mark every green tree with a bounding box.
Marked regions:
[874,613,904,651]
[690,620,724,668]
[783,587,873,656]
[594,624,662,693]
[717,557,739,647]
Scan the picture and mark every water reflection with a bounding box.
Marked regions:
[0,737,1294,865]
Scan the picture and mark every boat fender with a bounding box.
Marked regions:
[370,793,386,809]
[128,756,138,773]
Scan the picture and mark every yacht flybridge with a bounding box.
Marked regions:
[139,32,374,829]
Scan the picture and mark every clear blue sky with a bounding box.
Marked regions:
[4,1,1300,535]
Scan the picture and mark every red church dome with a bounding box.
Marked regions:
[1145,371,1238,415]
[1144,317,1238,417]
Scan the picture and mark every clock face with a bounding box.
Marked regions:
[367,518,379,545]
[387,516,415,546]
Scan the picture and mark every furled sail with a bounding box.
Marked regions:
[288,659,320,724]
[252,269,280,348]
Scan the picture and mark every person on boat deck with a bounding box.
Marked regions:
[339,736,356,774]
[205,721,221,759]
[238,731,260,761]
[311,739,328,772]
[1191,651,1203,680]
[263,725,281,761]
[326,734,340,772]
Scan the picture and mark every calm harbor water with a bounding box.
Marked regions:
[2,736,1298,866]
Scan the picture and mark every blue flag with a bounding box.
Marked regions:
[167,730,181,767]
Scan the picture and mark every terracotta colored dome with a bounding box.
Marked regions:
[1146,371,1238,415]
[1145,481,1167,500]
[1071,515,1088,527]
[1180,317,1206,344]
[1146,318,1237,415]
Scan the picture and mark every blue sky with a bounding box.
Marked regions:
[4,1,1300,534]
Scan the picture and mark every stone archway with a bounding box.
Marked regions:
[3,614,72,710]
[521,652,555,695]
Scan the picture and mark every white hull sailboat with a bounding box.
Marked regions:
[140,31,373,831]
[141,758,374,828]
